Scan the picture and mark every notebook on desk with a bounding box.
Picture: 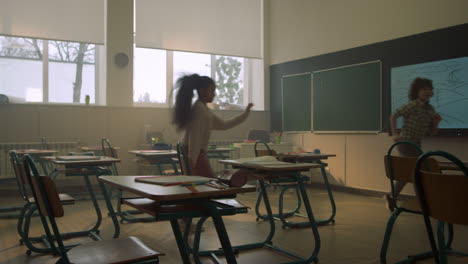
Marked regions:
[56,155,101,161]
[135,175,211,186]
[236,156,286,166]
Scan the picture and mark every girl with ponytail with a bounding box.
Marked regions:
[173,74,253,177]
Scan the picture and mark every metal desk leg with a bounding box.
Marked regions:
[296,175,321,263]
[171,219,192,264]
[280,161,336,228]
[317,161,336,225]
[97,180,120,239]
[204,201,238,264]
[83,175,102,240]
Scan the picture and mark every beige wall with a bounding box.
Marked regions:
[268,0,468,65]
[0,104,269,176]
[268,0,468,194]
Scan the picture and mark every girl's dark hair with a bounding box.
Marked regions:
[408,77,433,100]
[172,74,215,131]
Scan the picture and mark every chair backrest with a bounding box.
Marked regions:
[384,140,427,199]
[254,140,277,157]
[9,151,29,201]
[415,151,468,226]
[22,154,70,263]
[101,137,118,158]
[176,142,191,175]
[247,130,270,143]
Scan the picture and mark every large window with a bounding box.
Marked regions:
[134,48,166,104]
[0,35,100,104]
[0,36,43,102]
[133,48,264,110]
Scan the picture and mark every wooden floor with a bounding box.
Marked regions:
[1,186,467,264]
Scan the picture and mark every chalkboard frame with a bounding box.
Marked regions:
[281,72,313,132]
[312,60,382,133]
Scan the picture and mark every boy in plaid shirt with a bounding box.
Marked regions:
[385,78,441,211]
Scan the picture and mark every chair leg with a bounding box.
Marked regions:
[437,221,446,264]
[17,203,31,244]
[380,208,402,264]
[446,223,454,250]
[255,188,264,221]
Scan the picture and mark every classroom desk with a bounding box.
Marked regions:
[275,153,337,227]
[80,146,120,157]
[219,159,322,264]
[98,175,256,264]
[13,149,57,175]
[129,148,234,175]
[43,156,121,240]
[129,150,179,175]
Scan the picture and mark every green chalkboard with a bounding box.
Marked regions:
[313,61,381,132]
[282,73,312,131]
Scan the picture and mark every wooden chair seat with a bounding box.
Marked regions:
[66,236,163,264]
[28,193,75,204]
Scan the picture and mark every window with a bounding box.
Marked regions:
[48,41,96,103]
[134,48,167,104]
[0,35,101,104]
[0,36,43,102]
[133,49,264,110]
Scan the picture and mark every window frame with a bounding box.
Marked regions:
[133,48,256,109]
[0,35,101,105]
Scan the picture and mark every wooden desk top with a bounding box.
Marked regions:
[129,150,177,157]
[99,175,256,202]
[129,148,232,157]
[42,156,120,166]
[276,153,336,161]
[219,159,321,172]
[80,146,120,151]
[11,149,57,155]
[438,161,468,171]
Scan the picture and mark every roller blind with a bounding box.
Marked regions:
[0,0,105,44]
[136,0,263,58]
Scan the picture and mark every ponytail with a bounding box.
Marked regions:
[172,74,215,131]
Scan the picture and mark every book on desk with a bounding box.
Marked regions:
[135,175,211,186]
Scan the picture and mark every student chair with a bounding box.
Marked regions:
[21,154,163,263]
[380,141,453,263]
[10,151,75,256]
[100,138,155,223]
[253,140,304,226]
[415,151,468,264]
[176,142,249,264]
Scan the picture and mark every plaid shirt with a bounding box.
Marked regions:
[394,99,435,143]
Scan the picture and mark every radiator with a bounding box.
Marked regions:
[0,141,78,179]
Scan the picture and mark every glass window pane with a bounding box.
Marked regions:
[214,55,244,106]
[173,51,211,83]
[0,36,43,102]
[173,51,211,103]
[48,41,95,103]
[134,48,167,103]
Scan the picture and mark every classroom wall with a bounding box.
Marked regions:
[0,104,269,177]
[267,0,468,194]
[268,0,468,65]
[0,0,271,179]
